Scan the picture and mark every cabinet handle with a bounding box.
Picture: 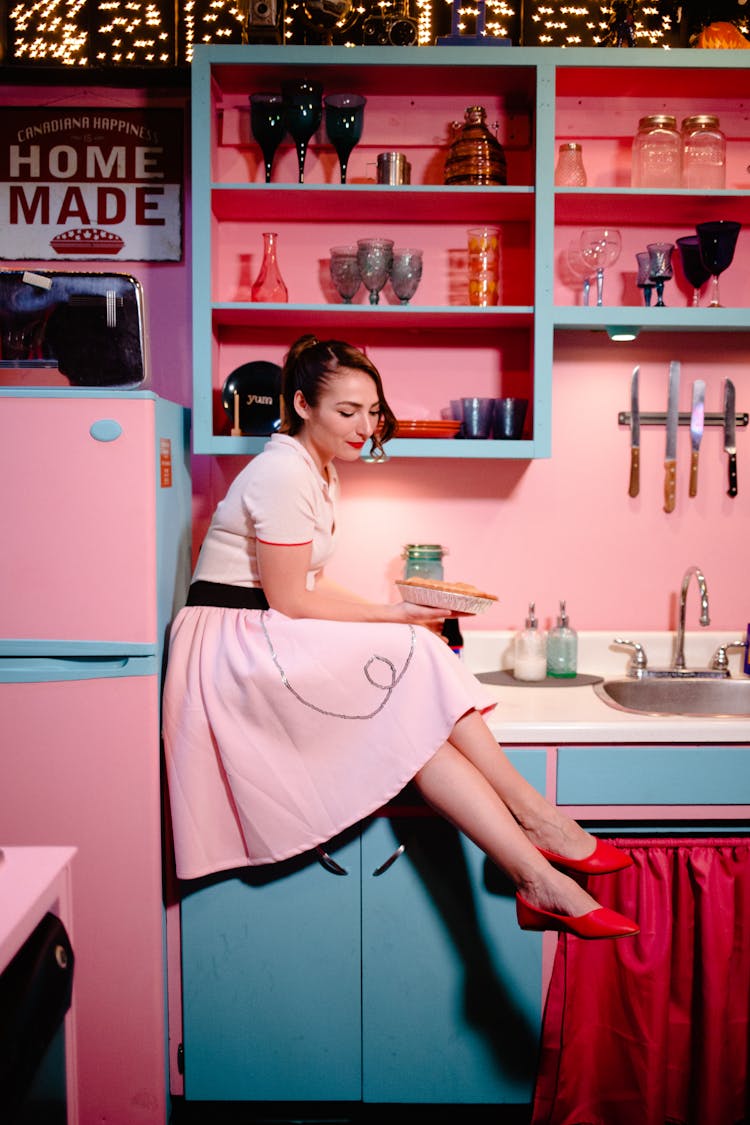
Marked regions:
[315,846,348,876]
[372,843,405,877]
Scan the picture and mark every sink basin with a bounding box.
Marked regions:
[595,677,750,717]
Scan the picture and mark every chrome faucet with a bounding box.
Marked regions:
[674,565,710,671]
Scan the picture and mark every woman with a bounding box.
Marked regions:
[163,335,638,939]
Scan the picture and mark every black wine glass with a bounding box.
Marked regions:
[281,79,323,185]
[324,94,366,184]
[249,92,286,184]
[675,235,711,307]
[696,220,741,308]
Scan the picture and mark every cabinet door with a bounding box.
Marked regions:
[180,834,362,1101]
[361,751,546,1104]
[0,396,158,645]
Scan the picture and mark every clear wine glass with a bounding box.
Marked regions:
[646,241,675,307]
[324,94,366,184]
[281,79,323,184]
[249,92,286,184]
[675,235,711,307]
[635,251,654,307]
[580,227,622,306]
[389,248,423,305]
[356,238,394,305]
[696,220,742,308]
[565,241,591,306]
[329,245,362,304]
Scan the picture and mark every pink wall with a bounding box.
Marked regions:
[4,81,747,635]
[195,327,749,634]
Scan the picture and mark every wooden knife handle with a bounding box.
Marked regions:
[728,452,738,498]
[689,450,699,498]
[664,459,677,513]
[628,447,640,498]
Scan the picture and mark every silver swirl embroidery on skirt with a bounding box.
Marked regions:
[260,613,416,719]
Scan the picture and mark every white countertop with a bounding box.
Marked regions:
[462,630,750,745]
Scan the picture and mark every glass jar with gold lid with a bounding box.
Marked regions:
[681,114,726,190]
[631,114,681,189]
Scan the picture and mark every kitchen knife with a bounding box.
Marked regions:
[664,360,680,513]
[628,365,640,497]
[689,379,705,498]
[724,378,738,498]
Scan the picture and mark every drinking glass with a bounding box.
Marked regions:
[635,251,654,307]
[676,235,711,307]
[566,241,591,306]
[356,238,393,305]
[329,245,362,304]
[324,93,366,184]
[389,248,423,305]
[249,92,286,184]
[696,220,741,308]
[580,227,622,306]
[281,79,323,184]
[646,241,674,307]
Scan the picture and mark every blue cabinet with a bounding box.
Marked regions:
[556,744,750,806]
[179,749,546,1105]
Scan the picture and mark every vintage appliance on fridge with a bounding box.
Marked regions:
[0,272,191,1124]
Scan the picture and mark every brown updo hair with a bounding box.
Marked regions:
[281,335,397,460]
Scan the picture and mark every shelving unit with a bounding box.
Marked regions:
[191,45,750,459]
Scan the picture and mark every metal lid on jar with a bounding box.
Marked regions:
[681,114,721,130]
[637,114,678,129]
[558,142,582,151]
[402,543,447,558]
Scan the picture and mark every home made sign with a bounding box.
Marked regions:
[1,108,183,261]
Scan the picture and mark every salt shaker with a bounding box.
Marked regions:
[554,142,587,187]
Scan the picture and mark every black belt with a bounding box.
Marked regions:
[186,581,269,610]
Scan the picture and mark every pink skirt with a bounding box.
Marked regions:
[162,606,495,879]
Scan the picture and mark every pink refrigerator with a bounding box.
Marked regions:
[0,389,191,1124]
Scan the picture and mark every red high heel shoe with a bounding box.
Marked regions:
[516,894,639,940]
[537,837,633,876]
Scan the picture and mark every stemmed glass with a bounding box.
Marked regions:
[356,238,393,305]
[696,220,742,308]
[566,241,591,306]
[329,245,362,304]
[646,242,674,307]
[249,92,286,184]
[676,235,711,307]
[580,228,622,306]
[635,251,654,307]
[324,94,366,184]
[281,79,323,184]
[389,248,423,305]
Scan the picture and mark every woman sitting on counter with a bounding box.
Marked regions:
[163,334,638,940]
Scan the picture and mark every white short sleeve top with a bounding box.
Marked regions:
[193,434,339,589]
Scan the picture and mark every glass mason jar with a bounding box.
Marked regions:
[402,544,446,581]
[631,114,681,189]
[444,106,507,186]
[554,142,587,187]
[681,115,726,190]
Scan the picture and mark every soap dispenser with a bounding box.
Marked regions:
[514,602,547,682]
[547,600,578,678]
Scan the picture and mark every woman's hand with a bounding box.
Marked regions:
[393,601,448,627]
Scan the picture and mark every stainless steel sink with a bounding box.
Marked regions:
[595,677,750,718]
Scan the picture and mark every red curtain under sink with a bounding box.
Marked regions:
[531,837,750,1125]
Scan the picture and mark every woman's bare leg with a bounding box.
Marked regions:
[447,710,596,861]
[413,741,601,918]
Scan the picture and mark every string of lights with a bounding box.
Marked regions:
[4,0,749,64]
